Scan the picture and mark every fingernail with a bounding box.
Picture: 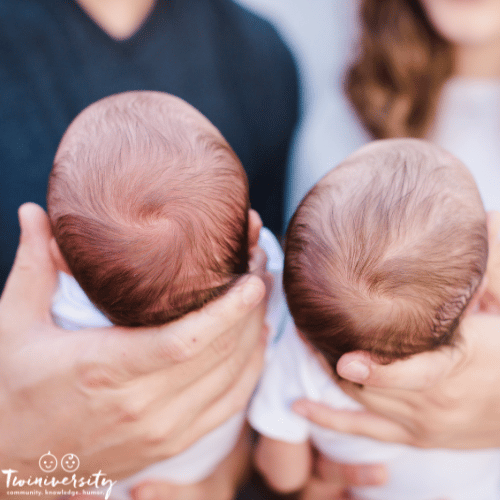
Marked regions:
[137,485,157,500]
[341,360,369,383]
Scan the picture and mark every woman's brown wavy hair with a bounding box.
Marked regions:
[346,0,454,139]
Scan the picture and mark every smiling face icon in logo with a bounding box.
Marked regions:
[39,452,58,473]
[61,453,80,473]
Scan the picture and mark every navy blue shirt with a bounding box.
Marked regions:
[0,0,298,289]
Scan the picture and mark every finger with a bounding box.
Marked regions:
[292,400,412,444]
[316,455,388,486]
[335,349,459,389]
[190,335,266,423]
[299,477,346,500]
[130,481,180,500]
[84,308,265,431]
[0,203,58,329]
[83,274,266,381]
[145,274,266,361]
[336,379,416,421]
[153,333,266,455]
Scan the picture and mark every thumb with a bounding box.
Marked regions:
[336,348,460,390]
[0,203,57,331]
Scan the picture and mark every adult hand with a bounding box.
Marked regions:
[293,212,500,449]
[0,203,267,496]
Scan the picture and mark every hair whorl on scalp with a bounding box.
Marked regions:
[284,139,487,374]
[346,0,453,139]
[48,91,249,326]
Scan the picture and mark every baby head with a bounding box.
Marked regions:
[48,91,259,326]
[284,138,487,374]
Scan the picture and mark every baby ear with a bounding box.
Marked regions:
[49,237,72,276]
[464,275,500,315]
[248,209,263,249]
[464,211,500,315]
[477,289,500,314]
[482,211,500,312]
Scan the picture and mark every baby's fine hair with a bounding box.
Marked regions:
[284,138,487,373]
[48,91,249,326]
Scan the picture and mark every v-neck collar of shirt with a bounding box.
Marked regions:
[70,0,163,48]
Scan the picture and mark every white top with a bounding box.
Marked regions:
[249,325,500,500]
[430,77,500,213]
[286,77,500,222]
[51,227,288,499]
[279,74,500,498]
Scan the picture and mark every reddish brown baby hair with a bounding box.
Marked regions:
[48,91,249,326]
[284,139,487,374]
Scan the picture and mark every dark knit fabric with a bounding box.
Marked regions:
[0,0,298,288]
